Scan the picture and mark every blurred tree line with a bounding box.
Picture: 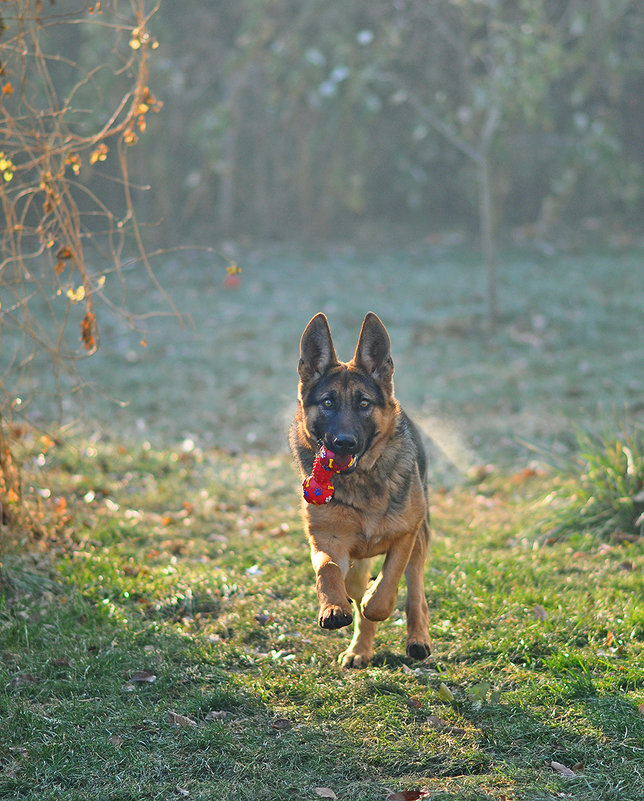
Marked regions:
[130,0,643,247]
[2,0,643,251]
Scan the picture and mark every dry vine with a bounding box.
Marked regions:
[0,0,163,522]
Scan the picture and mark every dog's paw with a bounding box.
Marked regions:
[406,640,432,661]
[339,648,372,669]
[318,604,353,630]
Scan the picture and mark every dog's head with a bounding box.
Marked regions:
[296,312,396,465]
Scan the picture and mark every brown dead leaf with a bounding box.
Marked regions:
[511,467,540,484]
[11,673,39,688]
[81,311,97,352]
[168,711,197,728]
[426,715,466,735]
[271,717,292,730]
[56,246,73,260]
[314,789,337,799]
[551,760,575,777]
[386,790,429,801]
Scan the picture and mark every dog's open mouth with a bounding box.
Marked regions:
[340,454,360,474]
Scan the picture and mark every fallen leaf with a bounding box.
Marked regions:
[638,703,644,717]
[426,715,466,735]
[468,681,491,702]
[386,790,429,801]
[168,711,197,728]
[271,717,292,730]
[511,467,539,484]
[129,670,157,684]
[551,760,575,777]
[204,710,228,721]
[438,682,455,703]
[314,788,337,799]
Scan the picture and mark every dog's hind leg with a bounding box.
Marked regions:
[361,528,418,623]
[339,558,377,668]
[404,521,432,660]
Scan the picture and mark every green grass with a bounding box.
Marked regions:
[12,247,644,467]
[2,247,643,798]
[1,437,642,801]
[542,423,644,542]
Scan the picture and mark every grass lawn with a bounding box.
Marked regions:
[13,246,644,466]
[1,248,643,799]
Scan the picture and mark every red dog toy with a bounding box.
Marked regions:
[302,446,355,505]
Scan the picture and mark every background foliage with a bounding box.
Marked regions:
[131,0,644,246]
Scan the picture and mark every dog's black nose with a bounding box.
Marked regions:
[329,434,359,455]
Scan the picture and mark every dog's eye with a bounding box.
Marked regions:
[321,397,334,409]
[359,398,370,409]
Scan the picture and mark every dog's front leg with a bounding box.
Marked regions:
[310,544,353,629]
[361,529,418,622]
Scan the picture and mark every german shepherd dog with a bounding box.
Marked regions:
[289,312,432,667]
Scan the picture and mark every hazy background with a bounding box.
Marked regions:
[2,0,643,473]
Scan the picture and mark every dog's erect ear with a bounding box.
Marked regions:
[298,313,338,383]
[353,312,394,384]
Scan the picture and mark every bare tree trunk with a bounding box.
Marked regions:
[478,151,497,329]
[218,71,245,235]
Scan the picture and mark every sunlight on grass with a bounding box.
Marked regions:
[1,435,642,800]
[541,422,644,542]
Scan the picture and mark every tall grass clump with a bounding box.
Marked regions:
[545,424,644,541]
